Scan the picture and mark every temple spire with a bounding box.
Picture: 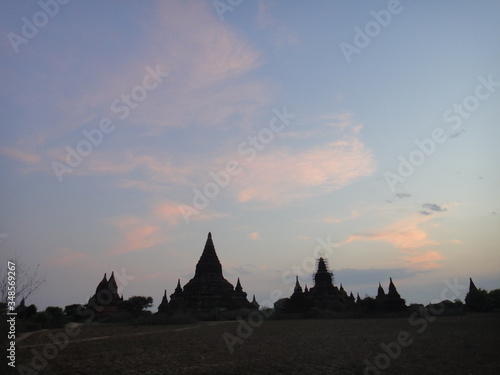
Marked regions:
[388,277,400,297]
[235,278,243,292]
[108,271,118,293]
[251,294,259,309]
[175,279,182,293]
[195,232,223,277]
[469,278,478,292]
[377,282,386,297]
[294,276,303,293]
[96,273,108,293]
[317,257,327,272]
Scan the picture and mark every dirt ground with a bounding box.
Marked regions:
[12,313,500,375]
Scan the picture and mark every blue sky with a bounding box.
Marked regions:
[1,0,499,310]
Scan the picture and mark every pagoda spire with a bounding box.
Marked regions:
[158,289,169,313]
[469,278,478,292]
[108,271,118,293]
[235,278,243,292]
[175,279,182,293]
[377,282,386,297]
[251,294,259,308]
[195,232,223,277]
[317,257,327,272]
[388,277,400,297]
[294,276,303,293]
[95,273,108,294]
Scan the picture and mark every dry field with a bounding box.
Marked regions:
[13,313,500,375]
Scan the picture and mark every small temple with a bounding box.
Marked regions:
[375,277,406,311]
[158,232,258,313]
[87,271,123,315]
[277,257,406,313]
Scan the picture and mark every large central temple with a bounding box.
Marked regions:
[158,232,258,313]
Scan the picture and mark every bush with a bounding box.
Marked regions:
[488,289,500,309]
[466,288,492,312]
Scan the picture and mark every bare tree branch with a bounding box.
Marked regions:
[0,255,46,304]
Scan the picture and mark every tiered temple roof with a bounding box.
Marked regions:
[160,233,257,312]
[279,257,406,313]
[87,271,123,314]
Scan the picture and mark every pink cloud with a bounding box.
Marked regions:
[233,129,377,204]
[319,112,356,130]
[108,217,167,254]
[401,250,445,270]
[45,248,88,268]
[337,214,446,269]
[154,200,227,225]
[1,146,41,164]
[248,232,261,240]
[340,215,438,250]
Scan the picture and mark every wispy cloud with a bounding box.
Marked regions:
[154,200,227,225]
[337,213,447,270]
[339,214,438,250]
[2,0,273,159]
[396,193,411,199]
[419,203,448,216]
[401,250,445,270]
[108,216,167,254]
[319,112,356,130]
[1,146,42,164]
[233,124,377,204]
[422,203,447,212]
[255,0,301,47]
[45,248,88,268]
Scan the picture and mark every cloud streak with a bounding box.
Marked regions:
[339,214,438,249]
[234,122,377,204]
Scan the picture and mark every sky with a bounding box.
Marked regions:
[1,0,499,310]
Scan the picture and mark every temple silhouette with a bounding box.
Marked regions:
[158,232,258,313]
[87,271,123,315]
[85,233,409,316]
[277,257,406,313]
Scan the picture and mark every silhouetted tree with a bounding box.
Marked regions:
[120,296,153,317]
[64,304,86,321]
[488,289,500,309]
[17,304,37,319]
[42,306,66,328]
[465,288,491,312]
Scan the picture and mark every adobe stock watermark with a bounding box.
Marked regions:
[213,0,244,21]
[17,267,135,375]
[180,106,296,224]
[385,74,499,192]
[7,0,71,54]
[223,235,336,353]
[340,0,407,64]
[51,65,169,182]
[363,278,468,374]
